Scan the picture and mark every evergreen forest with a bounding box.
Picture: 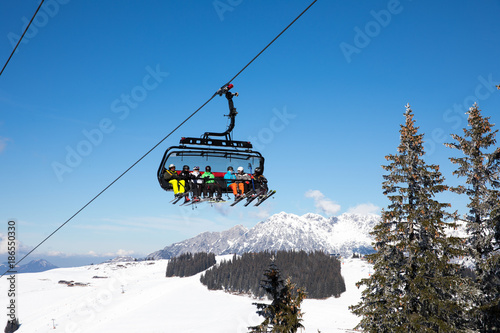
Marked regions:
[165,252,216,277]
[200,250,345,299]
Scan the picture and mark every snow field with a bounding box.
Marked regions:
[1,257,371,332]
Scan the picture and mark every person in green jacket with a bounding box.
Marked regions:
[201,165,222,200]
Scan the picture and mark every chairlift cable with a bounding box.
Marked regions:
[0,95,216,278]
[0,0,45,77]
[0,0,318,278]
[224,0,317,86]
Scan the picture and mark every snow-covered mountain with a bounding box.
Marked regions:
[1,259,58,275]
[149,224,248,259]
[149,212,379,259]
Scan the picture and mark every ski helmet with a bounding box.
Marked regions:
[237,166,244,172]
[183,165,189,170]
[254,167,262,175]
[227,166,234,171]
[205,166,211,172]
[169,164,175,169]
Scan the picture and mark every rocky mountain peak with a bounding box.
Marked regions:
[148,212,380,259]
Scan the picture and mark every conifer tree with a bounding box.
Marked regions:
[275,278,307,333]
[4,318,20,333]
[249,261,306,333]
[446,103,500,331]
[350,105,469,332]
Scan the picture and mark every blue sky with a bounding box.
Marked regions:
[0,0,499,267]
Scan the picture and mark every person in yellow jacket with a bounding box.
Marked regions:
[163,164,185,197]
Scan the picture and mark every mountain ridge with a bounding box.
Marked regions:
[0,258,58,274]
[148,224,248,259]
[149,212,379,259]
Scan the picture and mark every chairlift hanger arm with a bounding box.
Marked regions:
[203,84,239,141]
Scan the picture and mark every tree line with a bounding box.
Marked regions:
[200,250,345,299]
[350,103,500,332]
[165,252,216,277]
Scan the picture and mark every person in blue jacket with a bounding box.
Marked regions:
[225,166,244,199]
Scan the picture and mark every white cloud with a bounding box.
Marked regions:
[0,137,10,154]
[347,203,381,215]
[305,190,341,216]
[44,249,134,258]
[91,249,136,257]
[46,250,65,257]
[116,249,135,256]
[0,233,6,254]
[213,203,231,217]
[0,233,23,255]
[249,207,272,220]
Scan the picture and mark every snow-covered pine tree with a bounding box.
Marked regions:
[275,277,306,333]
[248,260,306,333]
[446,103,500,332]
[350,105,469,332]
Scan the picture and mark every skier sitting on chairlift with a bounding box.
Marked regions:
[236,166,252,194]
[225,166,245,200]
[163,164,185,197]
[178,165,191,203]
[201,165,222,200]
[190,166,203,202]
[252,167,268,197]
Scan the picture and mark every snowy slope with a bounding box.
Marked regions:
[2,257,371,333]
[151,212,379,259]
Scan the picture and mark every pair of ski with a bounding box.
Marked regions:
[170,190,275,207]
[170,191,223,206]
[170,192,190,205]
[230,190,276,207]
[179,196,226,207]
